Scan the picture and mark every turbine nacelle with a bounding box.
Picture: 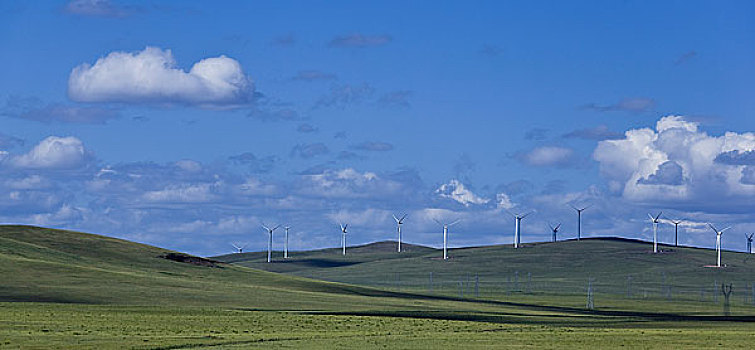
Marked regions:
[708,223,731,236]
[393,213,407,225]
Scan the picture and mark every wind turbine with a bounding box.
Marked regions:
[548,223,561,242]
[648,212,662,253]
[746,233,753,254]
[670,219,683,247]
[261,223,281,263]
[433,218,460,260]
[283,225,291,259]
[708,224,731,267]
[509,211,533,248]
[393,214,407,253]
[570,204,590,240]
[339,223,348,256]
[231,243,247,254]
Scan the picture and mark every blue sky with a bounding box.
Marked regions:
[1,0,754,257]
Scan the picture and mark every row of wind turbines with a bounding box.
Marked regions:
[233,205,753,268]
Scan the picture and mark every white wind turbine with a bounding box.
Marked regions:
[648,212,662,253]
[548,223,561,243]
[747,233,754,254]
[283,225,291,259]
[708,224,731,268]
[570,204,590,240]
[231,243,247,254]
[393,214,407,253]
[261,223,281,263]
[509,211,533,249]
[339,223,348,256]
[433,218,460,260]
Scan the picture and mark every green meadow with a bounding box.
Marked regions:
[2,225,755,349]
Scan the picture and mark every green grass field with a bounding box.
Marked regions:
[2,225,755,349]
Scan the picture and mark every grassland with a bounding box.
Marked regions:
[218,237,755,313]
[2,225,755,349]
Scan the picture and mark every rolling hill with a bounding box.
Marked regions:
[216,237,755,307]
[3,225,755,349]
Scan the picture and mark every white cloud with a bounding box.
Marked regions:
[518,146,574,167]
[593,115,755,206]
[68,47,254,107]
[435,179,489,206]
[299,168,403,199]
[143,183,218,203]
[10,136,90,170]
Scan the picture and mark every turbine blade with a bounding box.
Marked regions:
[654,212,663,221]
[433,218,443,226]
[648,213,655,221]
[392,214,399,223]
[548,223,554,231]
[708,223,719,233]
[400,214,408,222]
[272,224,281,231]
[521,210,534,219]
[261,223,270,231]
[555,223,561,231]
[721,226,732,234]
[448,219,461,226]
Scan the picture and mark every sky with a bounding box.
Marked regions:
[1,0,754,257]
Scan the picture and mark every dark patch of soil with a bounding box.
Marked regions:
[160,253,224,268]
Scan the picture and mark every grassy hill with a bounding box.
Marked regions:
[217,237,755,310]
[3,225,755,349]
[0,225,439,310]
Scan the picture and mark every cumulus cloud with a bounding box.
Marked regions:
[291,143,330,159]
[143,183,218,203]
[297,168,405,199]
[68,47,254,107]
[674,50,697,65]
[637,161,685,185]
[229,152,277,173]
[563,125,623,140]
[435,179,489,207]
[593,115,755,205]
[377,90,411,108]
[3,96,119,124]
[352,141,394,152]
[63,0,138,18]
[292,70,337,81]
[524,128,548,141]
[580,97,656,114]
[314,83,374,109]
[297,123,318,133]
[9,136,92,170]
[714,150,755,165]
[517,146,575,167]
[328,33,392,48]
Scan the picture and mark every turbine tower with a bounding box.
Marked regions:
[261,223,281,263]
[393,214,407,253]
[746,233,754,254]
[670,219,683,247]
[231,243,246,254]
[708,224,731,268]
[283,225,291,259]
[570,204,590,240]
[548,223,561,242]
[509,211,533,248]
[339,223,348,256]
[433,218,460,260]
[648,212,662,253]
